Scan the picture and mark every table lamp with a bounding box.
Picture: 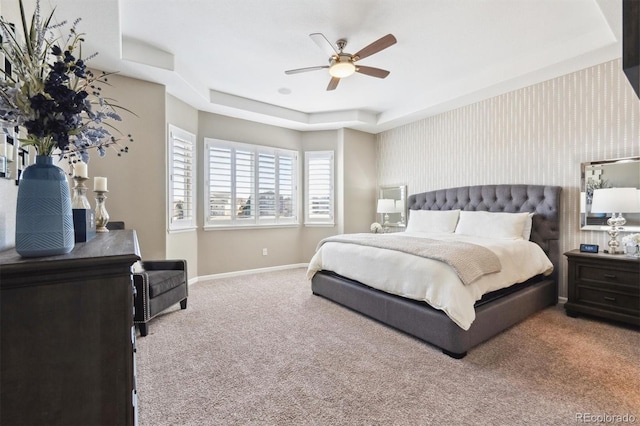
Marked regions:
[590,187,640,254]
[377,198,395,233]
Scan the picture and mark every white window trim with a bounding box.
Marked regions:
[203,138,299,230]
[304,150,335,226]
[168,125,196,232]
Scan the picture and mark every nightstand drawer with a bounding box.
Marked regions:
[577,264,639,288]
[576,285,640,314]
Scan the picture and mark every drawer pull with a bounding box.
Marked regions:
[603,273,617,279]
[603,296,617,302]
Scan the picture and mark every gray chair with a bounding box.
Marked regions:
[132,260,188,336]
[106,222,188,336]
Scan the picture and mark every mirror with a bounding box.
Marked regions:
[581,156,640,232]
[379,185,407,228]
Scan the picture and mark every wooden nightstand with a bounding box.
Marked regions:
[564,250,639,326]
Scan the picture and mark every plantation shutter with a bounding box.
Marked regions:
[207,145,233,223]
[168,125,195,230]
[278,154,295,221]
[204,138,298,227]
[305,151,334,225]
[258,152,276,221]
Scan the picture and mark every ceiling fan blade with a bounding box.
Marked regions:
[353,34,397,61]
[310,33,339,57]
[356,66,390,79]
[285,65,329,75]
[326,77,340,91]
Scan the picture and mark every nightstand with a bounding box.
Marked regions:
[564,250,639,326]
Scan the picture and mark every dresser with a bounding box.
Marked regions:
[564,250,640,326]
[0,230,140,425]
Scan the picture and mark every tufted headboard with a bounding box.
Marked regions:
[407,184,562,282]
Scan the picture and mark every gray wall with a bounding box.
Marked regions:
[87,74,167,260]
[376,59,640,298]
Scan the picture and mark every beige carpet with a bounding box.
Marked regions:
[136,268,640,425]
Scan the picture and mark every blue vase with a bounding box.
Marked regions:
[15,155,75,257]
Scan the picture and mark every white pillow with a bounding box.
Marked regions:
[406,209,460,233]
[522,212,534,240]
[454,211,531,240]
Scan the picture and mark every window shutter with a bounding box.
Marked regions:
[258,153,276,220]
[305,151,334,225]
[168,125,195,231]
[207,146,233,222]
[278,154,295,221]
[204,138,298,228]
[235,149,255,221]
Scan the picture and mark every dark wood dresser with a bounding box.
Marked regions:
[0,230,141,425]
[564,249,640,326]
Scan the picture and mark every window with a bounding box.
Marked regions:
[204,138,298,228]
[305,151,334,225]
[168,125,196,231]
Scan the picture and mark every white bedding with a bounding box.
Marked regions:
[306,232,554,331]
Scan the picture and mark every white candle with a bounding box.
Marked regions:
[94,176,107,191]
[74,161,88,178]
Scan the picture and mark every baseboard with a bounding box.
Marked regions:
[190,263,308,284]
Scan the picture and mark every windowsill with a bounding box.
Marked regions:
[203,223,300,231]
[304,222,335,227]
[168,226,198,234]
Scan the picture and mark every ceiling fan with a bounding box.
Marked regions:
[285,33,397,91]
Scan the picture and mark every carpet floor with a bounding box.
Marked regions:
[136,268,640,425]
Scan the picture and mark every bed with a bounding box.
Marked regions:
[308,184,562,358]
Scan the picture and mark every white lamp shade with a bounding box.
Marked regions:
[590,188,640,213]
[377,199,396,214]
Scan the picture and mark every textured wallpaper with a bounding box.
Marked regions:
[377,59,640,298]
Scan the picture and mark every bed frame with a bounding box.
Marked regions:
[311,184,562,358]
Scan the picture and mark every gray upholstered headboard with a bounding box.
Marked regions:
[407,184,562,282]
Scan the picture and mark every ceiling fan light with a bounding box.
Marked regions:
[329,61,356,78]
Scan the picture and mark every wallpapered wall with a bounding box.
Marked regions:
[376,59,640,298]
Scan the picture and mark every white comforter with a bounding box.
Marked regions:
[306,232,554,331]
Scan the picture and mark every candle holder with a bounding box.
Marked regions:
[94,190,110,233]
[71,176,91,209]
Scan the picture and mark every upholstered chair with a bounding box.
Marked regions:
[132,260,188,336]
[106,222,188,336]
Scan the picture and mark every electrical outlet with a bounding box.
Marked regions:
[262,248,268,256]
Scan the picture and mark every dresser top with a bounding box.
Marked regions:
[0,230,141,269]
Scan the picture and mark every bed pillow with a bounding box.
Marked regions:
[454,211,531,240]
[406,209,460,233]
[522,212,534,240]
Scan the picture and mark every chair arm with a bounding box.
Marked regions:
[132,271,150,322]
[141,259,187,272]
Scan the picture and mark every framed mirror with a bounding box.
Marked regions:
[580,156,640,232]
[378,185,407,228]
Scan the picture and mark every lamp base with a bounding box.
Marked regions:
[603,249,625,255]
